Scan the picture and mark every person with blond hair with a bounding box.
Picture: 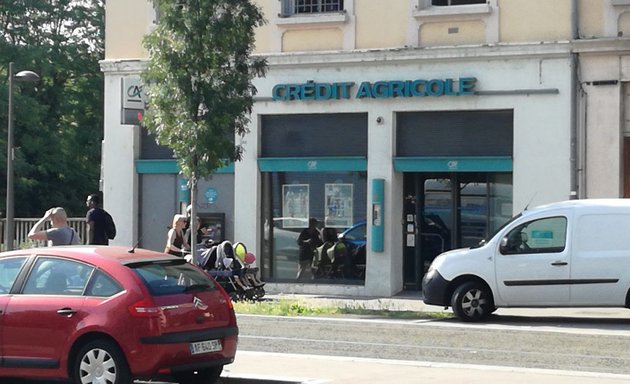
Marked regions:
[165,214,190,257]
[28,207,81,246]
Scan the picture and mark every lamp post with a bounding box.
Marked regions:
[5,62,39,251]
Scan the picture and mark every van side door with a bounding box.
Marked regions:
[495,215,570,306]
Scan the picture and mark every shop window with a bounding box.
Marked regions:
[280,0,344,17]
[262,172,367,284]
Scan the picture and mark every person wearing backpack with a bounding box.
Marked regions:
[85,193,116,245]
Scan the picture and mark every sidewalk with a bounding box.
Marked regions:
[223,351,630,384]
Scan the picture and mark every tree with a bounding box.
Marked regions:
[142,0,267,256]
[0,0,105,217]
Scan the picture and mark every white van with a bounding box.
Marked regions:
[422,199,630,321]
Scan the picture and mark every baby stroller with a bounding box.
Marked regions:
[193,243,246,301]
[194,241,252,301]
[233,242,265,300]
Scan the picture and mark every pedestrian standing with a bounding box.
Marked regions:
[28,207,81,246]
[85,193,114,245]
[165,214,190,257]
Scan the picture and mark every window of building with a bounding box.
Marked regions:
[261,171,367,283]
[432,0,486,5]
[280,0,344,17]
[259,113,367,284]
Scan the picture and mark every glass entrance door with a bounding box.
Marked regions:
[403,173,513,290]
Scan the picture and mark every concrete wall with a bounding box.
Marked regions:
[104,1,630,57]
[580,53,630,198]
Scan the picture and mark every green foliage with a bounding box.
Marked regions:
[233,299,454,320]
[0,0,105,217]
[141,0,267,180]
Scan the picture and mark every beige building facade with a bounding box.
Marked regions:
[102,0,630,296]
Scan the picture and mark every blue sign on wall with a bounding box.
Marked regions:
[205,188,218,204]
[179,179,190,204]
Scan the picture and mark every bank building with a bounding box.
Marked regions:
[102,0,630,297]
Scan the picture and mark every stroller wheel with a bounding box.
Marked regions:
[244,288,257,301]
[228,291,240,302]
[254,287,265,299]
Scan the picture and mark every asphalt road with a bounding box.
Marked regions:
[235,313,630,375]
[9,311,630,383]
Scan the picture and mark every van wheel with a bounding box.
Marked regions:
[451,282,494,322]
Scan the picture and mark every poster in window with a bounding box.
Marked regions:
[282,184,309,228]
[325,183,353,227]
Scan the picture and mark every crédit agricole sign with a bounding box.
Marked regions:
[272,77,477,101]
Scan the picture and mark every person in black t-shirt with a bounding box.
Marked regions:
[85,193,110,245]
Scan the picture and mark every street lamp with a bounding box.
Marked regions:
[5,62,39,251]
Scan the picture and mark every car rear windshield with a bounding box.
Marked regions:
[130,260,217,296]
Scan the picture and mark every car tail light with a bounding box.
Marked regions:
[129,297,162,318]
[216,282,237,325]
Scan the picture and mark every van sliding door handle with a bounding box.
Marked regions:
[551,261,568,266]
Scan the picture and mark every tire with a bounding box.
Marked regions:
[73,339,132,384]
[451,281,494,322]
[172,366,223,384]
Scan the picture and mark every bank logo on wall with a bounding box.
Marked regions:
[121,76,148,125]
[272,77,476,101]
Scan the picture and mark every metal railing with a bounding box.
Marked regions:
[0,218,88,251]
[280,0,344,16]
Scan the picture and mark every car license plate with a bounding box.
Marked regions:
[189,339,222,355]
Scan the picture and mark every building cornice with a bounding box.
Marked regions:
[572,38,630,55]
[99,38,630,74]
[100,59,147,74]
[258,39,630,69]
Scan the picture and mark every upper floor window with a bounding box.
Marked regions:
[432,0,486,5]
[280,0,344,17]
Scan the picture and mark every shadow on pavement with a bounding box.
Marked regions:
[219,379,299,384]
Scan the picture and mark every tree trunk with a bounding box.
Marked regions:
[190,174,199,263]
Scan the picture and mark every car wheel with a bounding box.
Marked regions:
[73,339,132,384]
[172,366,223,384]
[451,281,494,322]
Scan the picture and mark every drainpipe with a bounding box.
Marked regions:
[569,0,579,199]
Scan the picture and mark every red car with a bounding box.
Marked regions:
[0,246,238,384]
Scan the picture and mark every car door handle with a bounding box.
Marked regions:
[551,261,568,266]
[57,308,77,317]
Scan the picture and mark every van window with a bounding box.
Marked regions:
[501,216,567,254]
